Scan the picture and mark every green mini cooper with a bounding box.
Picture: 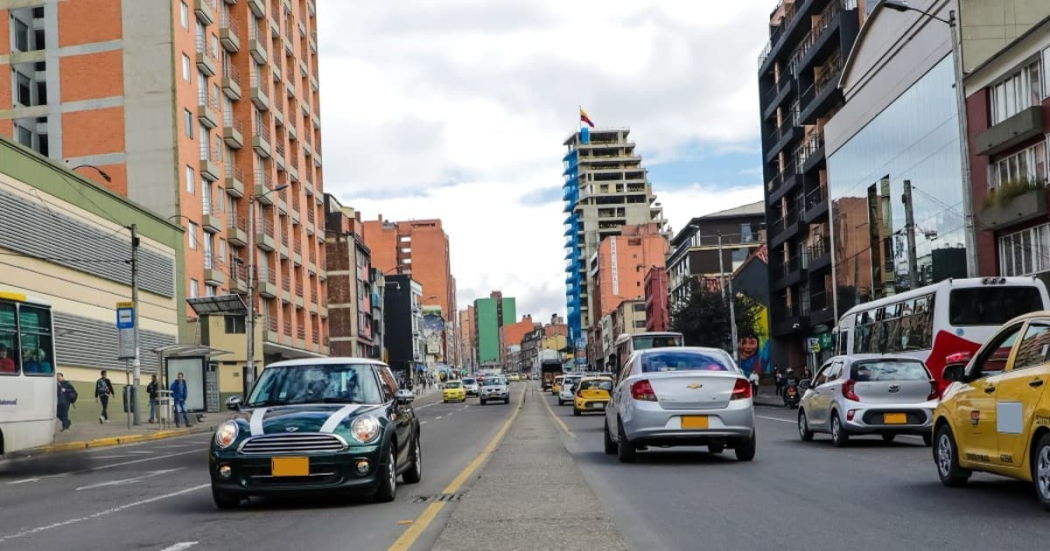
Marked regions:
[209,358,422,508]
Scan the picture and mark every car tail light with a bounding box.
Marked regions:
[843,379,859,401]
[927,380,939,401]
[576,388,584,398]
[731,378,752,400]
[630,379,657,401]
[847,409,856,421]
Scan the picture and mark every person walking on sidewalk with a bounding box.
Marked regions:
[147,375,159,423]
[774,366,784,398]
[94,370,115,424]
[171,372,191,427]
[56,373,76,432]
[749,370,760,396]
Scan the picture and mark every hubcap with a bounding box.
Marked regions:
[798,413,807,437]
[414,438,422,476]
[832,418,839,439]
[937,433,952,477]
[388,451,396,491]
[1037,446,1050,499]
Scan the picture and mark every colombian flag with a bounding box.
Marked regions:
[579,107,595,128]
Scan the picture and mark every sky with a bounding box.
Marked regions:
[316,0,773,321]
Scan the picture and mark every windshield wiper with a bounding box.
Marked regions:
[320,398,366,404]
[245,399,288,408]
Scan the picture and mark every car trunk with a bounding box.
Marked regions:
[852,380,931,404]
[646,372,740,410]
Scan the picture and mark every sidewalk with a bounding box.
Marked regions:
[12,412,225,458]
[755,385,786,408]
[432,386,629,551]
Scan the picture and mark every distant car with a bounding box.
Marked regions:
[552,375,565,395]
[558,375,583,406]
[209,358,422,509]
[443,380,467,403]
[574,377,613,416]
[798,355,937,447]
[604,347,756,463]
[480,376,510,405]
[510,374,521,382]
[462,377,479,396]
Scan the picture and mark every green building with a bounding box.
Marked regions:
[474,292,516,365]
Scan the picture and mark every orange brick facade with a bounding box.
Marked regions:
[593,224,668,319]
[362,216,456,324]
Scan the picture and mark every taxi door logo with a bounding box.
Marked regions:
[970,410,980,427]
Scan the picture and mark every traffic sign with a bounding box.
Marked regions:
[116,303,136,359]
[806,337,820,353]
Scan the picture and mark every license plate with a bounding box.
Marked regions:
[271,457,309,477]
[592,402,605,409]
[884,413,907,425]
[681,416,709,429]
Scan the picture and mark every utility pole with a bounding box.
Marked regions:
[949,10,978,277]
[903,180,919,289]
[130,224,141,426]
[245,198,257,398]
[717,231,739,363]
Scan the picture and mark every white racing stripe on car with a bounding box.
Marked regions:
[249,408,268,436]
[319,404,364,434]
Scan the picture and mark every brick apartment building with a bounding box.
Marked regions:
[324,195,378,358]
[644,266,670,332]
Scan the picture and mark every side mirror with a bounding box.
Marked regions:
[395,389,415,404]
[942,364,966,383]
[225,396,243,411]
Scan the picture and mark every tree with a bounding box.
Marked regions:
[671,281,763,352]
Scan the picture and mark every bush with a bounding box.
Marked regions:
[983,178,1042,209]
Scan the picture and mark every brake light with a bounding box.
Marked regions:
[843,379,859,401]
[731,378,752,400]
[927,380,939,401]
[576,388,584,398]
[630,379,657,401]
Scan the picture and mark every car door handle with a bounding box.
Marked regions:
[1030,379,1045,388]
[984,386,996,394]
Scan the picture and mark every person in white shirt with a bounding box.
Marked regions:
[749,370,760,395]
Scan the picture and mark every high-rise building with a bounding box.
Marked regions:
[562,127,667,353]
[473,291,515,366]
[499,315,536,367]
[757,0,862,367]
[459,306,476,370]
[324,195,378,359]
[384,274,424,378]
[0,0,328,363]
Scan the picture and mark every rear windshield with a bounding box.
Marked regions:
[949,287,1043,326]
[462,378,476,385]
[634,335,684,351]
[850,360,930,382]
[641,351,734,373]
[446,381,462,388]
[579,379,613,391]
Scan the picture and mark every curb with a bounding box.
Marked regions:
[11,424,219,459]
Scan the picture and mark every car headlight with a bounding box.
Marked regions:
[215,421,239,449]
[351,416,381,444]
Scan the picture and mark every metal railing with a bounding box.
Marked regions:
[258,211,275,237]
[268,313,278,331]
[808,236,831,260]
[251,69,270,95]
[810,290,831,312]
[777,251,808,280]
[280,225,289,246]
[203,192,213,216]
[800,52,844,112]
[806,183,827,212]
[787,0,846,71]
[757,0,797,67]
[195,34,218,61]
[227,163,244,182]
[275,140,286,159]
[291,190,300,211]
[297,324,305,340]
[283,318,292,336]
[224,113,243,134]
[228,209,246,231]
[223,63,241,86]
[306,204,315,223]
[766,159,797,193]
[295,280,304,296]
[254,120,270,142]
[221,9,239,36]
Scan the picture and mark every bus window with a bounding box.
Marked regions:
[0,303,19,375]
[949,287,1043,327]
[19,305,53,375]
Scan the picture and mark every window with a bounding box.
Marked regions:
[180,1,189,28]
[13,19,29,52]
[206,284,216,297]
[188,222,199,250]
[1000,223,1050,276]
[185,165,195,194]
[0,303,20,375]
[850,360,929,382]
[992,141,1046,187]
[949,287,1044,326]
[15,125,32,148]
[225,315,246,334]
[182,54,191,81]
[19,305,53,375]
[204,233,214,268]
[16,71,32,106]
[184,109,194,139]
[968,323,1023,379]
[641,350,734,373]
[991,59,1043,125]
[1012,323,1050,371]
[189,278,200,299]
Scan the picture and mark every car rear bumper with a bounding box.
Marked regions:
[575,399,608,411]
[623,399,755,443]
[841,404,935,434]
[209,448,384,497]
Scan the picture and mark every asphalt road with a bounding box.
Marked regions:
[0,385,523,551]
[542,390,1050,551]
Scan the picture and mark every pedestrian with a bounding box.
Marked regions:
[749,370,760,396]
[774,366,784,398]
[171,372,191,427]
[147,375,159,423]
[56,373,77,432]
[94,370,115,424]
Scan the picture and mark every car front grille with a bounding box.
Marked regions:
[239,433,347,455]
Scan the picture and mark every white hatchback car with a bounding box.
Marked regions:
[558,375,583,406]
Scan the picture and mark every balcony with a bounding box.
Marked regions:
[799,52,844,124]
[772,299,810,337]
[199,142,221,182]
[223,115,244,149]
[250,72,270,111]
[789,0,853,78]
[808,236,832,272]
[227,210,248,246]
[205,264,226,287]
[809,290,835,326]
[253,170,275,204]
[274,140,286,170]
[800,130,825,175]
[980,185,1048,230]
[770,204,803,248]
[225,164,245,197]
[194,0,216,26]
[197,90,219,129]
[774,251,808,290]
[255,214,276,251]
[803,183,829,224]
[767,160,799,204]
[252,123,272,158]
[195,35,218,77]
[248,0,266,18]
[761,76,796,118]
[976,106,1043,157]
[231,263,248,294]
[249,33,268,64]
[220,12,240,52]
[764,119,801,162]
[221,65,242,100]
[258,268,277,298]
[202,201,223,233]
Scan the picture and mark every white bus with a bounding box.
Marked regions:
[613,331,684,372]
[0,291,57,455]
[834,277,1050,392]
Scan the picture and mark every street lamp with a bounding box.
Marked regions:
[245,183,290,397]
[69,163,112,183]
[883,0,977,277]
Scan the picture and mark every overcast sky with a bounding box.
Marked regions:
[317,0,772,321]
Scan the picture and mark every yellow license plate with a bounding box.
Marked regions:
[883,413,907,425]
[271,457,310,477]
[682,416,709,429]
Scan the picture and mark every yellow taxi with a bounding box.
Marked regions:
[443,380,467,403]
[933,311,1050,510]
[552,375,565,395]
[573,376,613,416]
[510,374,521,382]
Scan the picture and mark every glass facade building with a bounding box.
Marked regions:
[828,55,968,316]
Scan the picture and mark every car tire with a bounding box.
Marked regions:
[923,433,933,447]
[402,433,423,484]
[617,421,636,464]
[708,443,725,454]
[573,408,581,416]
[798,410,814,442]
[480,398,486,405]
[1033,432,1050,510]
[831,413,849,448]
[735,433,756,462]
[557,399,564,406]
[504,398,510,405]
[934,424,970,488]
[882,434,896,443]
[212,486,241,510]
[603,420,616,455]
[373,446,398,503]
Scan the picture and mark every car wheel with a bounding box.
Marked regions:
[504,398,510,405]
[373,446,397,503]
[557,399,563,406]
[708,443,725,454]
[573,408,581,416]
[735,433,756,462]
[402,433,423,484]
[798,410,814,442]
[212,485,241,510]
[831,414,849,448]
[616,421,636,463]
[923,433,933,447]
[882,434,896,443]
[934,424,970,488]
[1031,432,1050,510]
[480,398,486,405]
[603,420,616,455]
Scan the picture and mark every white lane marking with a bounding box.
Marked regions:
[435,416,443,420]
[414,402,441,410]
[420,421,427,425]
[75,468,183,491]
[0,484,209,544]
[7,474,69,485]
[249,407,268,436]
[320,404,364,433]
[159,543,198,551]
[757,415,794,424]
[5,449,201,485]
[91,455,131,460]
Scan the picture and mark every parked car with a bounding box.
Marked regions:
[604,347,756,463]
[443,380,467,403]
[480,376,510,405]
[558,375,583,406]
[933,312,1050,510]
[798,355,938,447]
[209,358,422,509]
[462,377,479,396]
[574,376,613,416]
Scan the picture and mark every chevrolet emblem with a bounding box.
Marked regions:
[687,383,703,390]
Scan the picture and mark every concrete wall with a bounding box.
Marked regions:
[961,0,1050,73]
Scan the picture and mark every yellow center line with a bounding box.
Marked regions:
[387,386,527,551]
[541,390,574,438]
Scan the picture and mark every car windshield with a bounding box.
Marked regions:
[446,381,463,389]
[484,377,506,386]
[246,364,383,407]
[851,360,930,381]
[462,378,476,385]
[641,351,734,373]
[579,379,613,391]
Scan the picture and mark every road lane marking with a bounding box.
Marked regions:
[0,484,209,544]
[125,450,155,455]
[4,449,201,485]
[6,474,69,485]
[435,416,443,420]
[414,403,441,411]
[541,393,574,438]
[159,543,198,551]
[757,415,794,424]
[75,468,183,491]
[388,388,526,551]
[90,455,132,460]
[420,421,427,425]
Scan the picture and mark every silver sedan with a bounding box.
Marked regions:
[603,347,756,463]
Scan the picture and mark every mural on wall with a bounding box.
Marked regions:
[737,304,770,376]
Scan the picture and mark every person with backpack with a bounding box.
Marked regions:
[94,370,115,424]
[171,372,191,427]
[57,373,77,431]
[147,375,159,423]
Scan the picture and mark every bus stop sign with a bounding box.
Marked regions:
[116,301,135,359]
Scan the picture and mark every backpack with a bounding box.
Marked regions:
[96,378,108,396]
[65,383,79,405]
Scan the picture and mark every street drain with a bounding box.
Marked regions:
[412,493,463,504]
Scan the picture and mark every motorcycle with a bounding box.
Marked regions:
[783,378,801,409]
